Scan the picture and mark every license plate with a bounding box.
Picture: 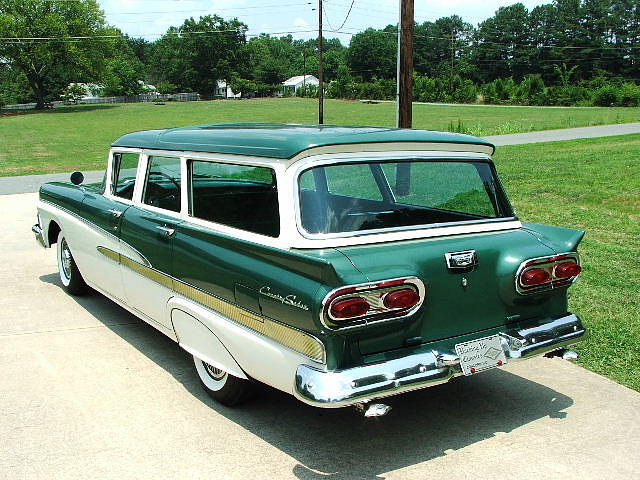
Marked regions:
[455,334,507,376]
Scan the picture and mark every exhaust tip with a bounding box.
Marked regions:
[355,402,392,417]
[562,350,579,361]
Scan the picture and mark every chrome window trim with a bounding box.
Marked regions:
[319,276,426,331]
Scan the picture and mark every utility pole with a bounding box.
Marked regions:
[395,0,413,195]
[396,0,413,129]
[450,30,455,94]
[318,0,324,124]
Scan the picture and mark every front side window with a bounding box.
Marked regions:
[189,161,279,237]
[143,156,181,212]
[111,152,140,200]
[298,160,514,235]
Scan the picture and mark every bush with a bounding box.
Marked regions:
[296,84,318,98]
[592,86,621,106]
[156,81,177,94]
[619,83,640,107]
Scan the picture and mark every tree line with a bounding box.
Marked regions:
[1,0,639,109]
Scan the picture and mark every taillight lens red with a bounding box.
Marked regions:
[383,288,420,310]
[554,262,582,279]
[520,268,551,286]
[329,297,370,319]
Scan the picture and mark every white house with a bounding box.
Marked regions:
[282,75,319,95]
[215,81,241,99]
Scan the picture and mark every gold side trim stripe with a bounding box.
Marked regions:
[97,246,325,363]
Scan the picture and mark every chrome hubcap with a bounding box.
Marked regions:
[60,239,72,279]
[203,362,226,380]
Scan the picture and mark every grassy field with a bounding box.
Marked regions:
[494,135,640,391]
[1,98,640,176]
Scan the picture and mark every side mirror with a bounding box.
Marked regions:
[70,171,84,185]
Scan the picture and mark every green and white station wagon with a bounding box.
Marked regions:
[32,123,585,415]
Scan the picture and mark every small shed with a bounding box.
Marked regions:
[215,81,241,99]
[282,75,319,95]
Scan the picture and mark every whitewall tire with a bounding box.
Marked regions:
[56,230,88,295]
[193,355,252,406]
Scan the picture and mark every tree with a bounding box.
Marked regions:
[347,27,397,81]
[472,3,533,82]
[0,0,113,108]
[151,15,248,95]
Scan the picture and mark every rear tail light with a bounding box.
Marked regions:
[554,262,582,279]
[382,288,421,309]
[520,268,551,286]
[322,277,425,329]
[516,253,581,294]
[330,297,370,319]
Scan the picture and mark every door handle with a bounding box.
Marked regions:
[107,208,123,218]
[156,225,175,237]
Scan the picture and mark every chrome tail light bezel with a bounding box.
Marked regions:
[321,277,426,330]
[515,253,581,295]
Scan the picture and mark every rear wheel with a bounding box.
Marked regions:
[56,231,88,295]
[193,356,251,406]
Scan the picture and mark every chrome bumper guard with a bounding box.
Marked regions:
[294,313,585,408]
[32,223,46,248]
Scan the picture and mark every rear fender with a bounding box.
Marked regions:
[521,222,585,253]
[170,307,248,380]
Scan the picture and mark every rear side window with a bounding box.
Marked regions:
[189,161,279,237]
[143,156,181,212]
[111,152,139,200]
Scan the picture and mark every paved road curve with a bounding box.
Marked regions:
[3,192,640,479]
[2,122,640,195]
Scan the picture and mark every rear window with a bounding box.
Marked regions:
[298,160,514,235]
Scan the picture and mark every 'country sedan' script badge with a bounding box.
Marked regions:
[444,250,478,270]
[259,286,310,311]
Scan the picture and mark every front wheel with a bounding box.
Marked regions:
[193,356,252,406]
[56,230,88,295]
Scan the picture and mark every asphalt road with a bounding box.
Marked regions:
[2,192,640,480]
[2,122,640,196]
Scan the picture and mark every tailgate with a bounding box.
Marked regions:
[336,228,561,355]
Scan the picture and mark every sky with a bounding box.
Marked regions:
[99,0,551,43]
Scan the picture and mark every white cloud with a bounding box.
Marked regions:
[293,17,310,29]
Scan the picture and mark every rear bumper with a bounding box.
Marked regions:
[294,313,585,408]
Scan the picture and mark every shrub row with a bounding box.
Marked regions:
[298,74,640,107]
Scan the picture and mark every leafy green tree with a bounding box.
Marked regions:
[0,0,113,108]
[472,3,532,82]
[347,27,397,81]
[102,57,145,96]
[151,15,248,95]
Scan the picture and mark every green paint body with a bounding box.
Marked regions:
[39,124,584,371]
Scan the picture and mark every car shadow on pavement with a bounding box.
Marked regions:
[43,274,575,480]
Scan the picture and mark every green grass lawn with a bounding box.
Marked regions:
[494,135,640,391]
[1,98,639,176]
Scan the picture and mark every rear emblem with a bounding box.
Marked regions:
[445,250,477,270]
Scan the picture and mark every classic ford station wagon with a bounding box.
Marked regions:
[33,123,585,415]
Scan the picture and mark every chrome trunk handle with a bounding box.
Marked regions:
[107,208,123,218]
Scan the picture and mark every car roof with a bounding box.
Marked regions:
[111,122,495,159]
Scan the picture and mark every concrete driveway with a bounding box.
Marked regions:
[2,192,639,480]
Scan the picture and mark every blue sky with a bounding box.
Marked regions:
[100,0,550,43]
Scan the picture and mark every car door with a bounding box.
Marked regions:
[118,155,183,331]
[77,151,141,302]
